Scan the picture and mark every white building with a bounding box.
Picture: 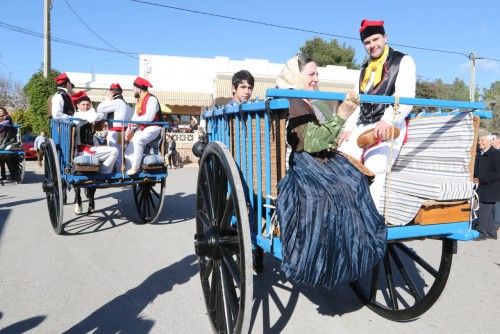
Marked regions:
[68,54,360,125]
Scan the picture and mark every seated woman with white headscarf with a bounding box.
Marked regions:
[276,54,387,289]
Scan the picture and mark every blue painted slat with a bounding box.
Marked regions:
[265,88,488,110]
[387,222,477,241]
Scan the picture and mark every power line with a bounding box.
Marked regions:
[0,20,139,56]
[131,0,498,60]
[63,0,137,59]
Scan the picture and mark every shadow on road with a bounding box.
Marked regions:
[0,315,46,334]
[249,256,364,333]
[62,254,199,334]
[153,192,195,225]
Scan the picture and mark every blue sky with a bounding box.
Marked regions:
[1,0,498,93]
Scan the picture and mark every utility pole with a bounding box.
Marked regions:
[469,52,476,102]
[43,0,51,78]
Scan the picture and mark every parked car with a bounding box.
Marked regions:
[22,134,37,160]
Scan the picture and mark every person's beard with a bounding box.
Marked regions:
[134,91,140,99]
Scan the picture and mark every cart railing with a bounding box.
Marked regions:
[50,118,170,184]
[202,90,492,256]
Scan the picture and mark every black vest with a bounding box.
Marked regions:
[58,89,75,117]
[358,47,405,125]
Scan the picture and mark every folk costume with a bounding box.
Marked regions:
[124,77,162,173]
[50,73,75,119]
[276,56,386,289]
[338,19,416,214]
[72,92,118,174]
[96,83,133,169]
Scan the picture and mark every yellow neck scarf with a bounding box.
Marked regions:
[360,45,390,92]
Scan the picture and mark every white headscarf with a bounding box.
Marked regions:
[275,55,303,89]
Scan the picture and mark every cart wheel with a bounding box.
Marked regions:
[194,141,253,334]
[41,139,64,234]
[351,238,454,321]
[132,178,166,223]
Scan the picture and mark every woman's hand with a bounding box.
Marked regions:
[337,90,359,120]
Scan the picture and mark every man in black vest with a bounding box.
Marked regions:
[50,72,75,119]
[338,19,416,214]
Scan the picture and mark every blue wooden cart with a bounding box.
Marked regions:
[0,124,25,184]
[193,89,491,333]
[42,118,169,234]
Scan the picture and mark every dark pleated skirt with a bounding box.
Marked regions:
[277,151,387,289]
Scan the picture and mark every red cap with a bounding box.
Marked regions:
[55,72,70,86]
[71,91,90,105]
[359,19,385,41]
[110,83,122,91]
[133,76,153,90]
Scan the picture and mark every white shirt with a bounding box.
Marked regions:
[96,97,132,128]
[51,88,71,119]
[344,54,416,130]
[72,108,103,146]
[131,94,160,123]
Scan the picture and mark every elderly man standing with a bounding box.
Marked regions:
[49,73,75,119]
[124,77,163,175]
[473,130,500,240]
[338,19,416,214]
[96,83,132,170]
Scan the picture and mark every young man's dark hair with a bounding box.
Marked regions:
[231,70,255,90]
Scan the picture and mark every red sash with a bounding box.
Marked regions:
[76,144,94,154]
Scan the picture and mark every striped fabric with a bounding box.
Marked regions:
[74,154,100,166]
[384,112,475,225]
[142,154,165,166]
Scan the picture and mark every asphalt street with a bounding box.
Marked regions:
[0,161,499,333]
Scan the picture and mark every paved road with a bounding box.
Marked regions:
[0,161,499,333]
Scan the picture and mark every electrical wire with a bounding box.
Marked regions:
[130,0,498,61]
[0,20,139,56]
[63,0,137,59]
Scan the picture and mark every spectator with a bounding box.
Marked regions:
[33,131,46,167]
[473,130,500,240]
[165,135,177,168]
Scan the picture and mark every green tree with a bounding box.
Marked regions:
[416,77,473,101]
[481,81,500,132]
[300,37,359,69]
[23,68,60,134]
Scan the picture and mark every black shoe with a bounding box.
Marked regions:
[252,248,264,273]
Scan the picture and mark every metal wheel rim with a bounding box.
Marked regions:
[195,141,253,334]
[132,178,166,223]
[351,238,454,321]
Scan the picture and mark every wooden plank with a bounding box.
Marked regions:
[414,202,470,225]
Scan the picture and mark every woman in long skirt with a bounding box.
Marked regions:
[276,55,386,289]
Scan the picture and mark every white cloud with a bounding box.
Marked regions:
[459,59,500,74]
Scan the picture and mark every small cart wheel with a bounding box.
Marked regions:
[351,238,454,321]
[194,141,253,334]
[132,178,166,223]
[41,139,64,234]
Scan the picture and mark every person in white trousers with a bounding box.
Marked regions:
[338,19,416,214]
[96,83,132,171]
[124,77,162,175]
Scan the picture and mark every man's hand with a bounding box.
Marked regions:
[337,130,351,146]
[125,130,134,142]
[373,120,392,141]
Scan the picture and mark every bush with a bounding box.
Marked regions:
[23,68,60,134]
